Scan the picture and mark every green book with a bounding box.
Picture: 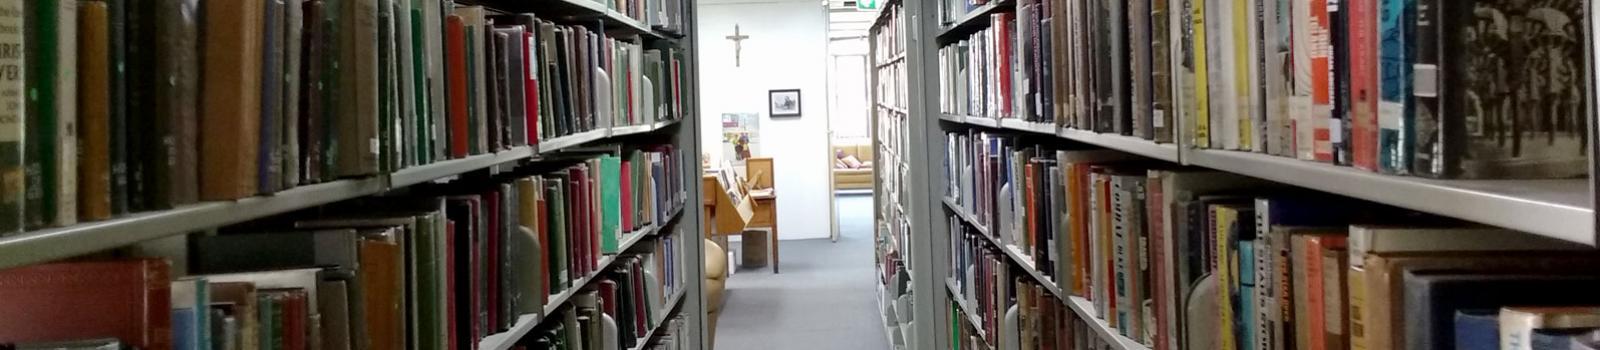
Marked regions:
[23,0,63,229]
[545,178,568,292]
[600,155,620,253]
[257,293,277,350]
[408,7,429,165]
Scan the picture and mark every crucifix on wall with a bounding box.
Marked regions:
[725,24,750,67]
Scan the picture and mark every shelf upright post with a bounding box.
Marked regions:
[679,0,709,346]
[906,0,951,348]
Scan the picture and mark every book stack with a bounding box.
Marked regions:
[0,0,692,236]
[872,2,915,339]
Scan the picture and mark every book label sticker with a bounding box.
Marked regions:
[1410,64,1438,98]
[1378,102,1402,130]
[1154,109,1166,127]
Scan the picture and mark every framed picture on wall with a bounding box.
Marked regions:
[768,89,802,117]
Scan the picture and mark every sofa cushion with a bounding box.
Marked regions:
[705,240,727,280]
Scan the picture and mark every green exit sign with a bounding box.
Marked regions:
[855,0,877,10]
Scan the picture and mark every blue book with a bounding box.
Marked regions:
[1408,272,1600,349]
[1455,309,1500,350]
[1238,240,1256,350]
[173,308,197,350]
[1376,0,1414,174]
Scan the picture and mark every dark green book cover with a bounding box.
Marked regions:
[23,0,60,229]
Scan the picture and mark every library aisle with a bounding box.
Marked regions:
[714,193,889,350]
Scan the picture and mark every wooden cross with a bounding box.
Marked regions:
[725,24,749,67]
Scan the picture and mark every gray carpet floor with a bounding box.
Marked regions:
[712,193,889,350]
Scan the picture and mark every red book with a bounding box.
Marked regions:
[631,263,647,331]
[620,160,633,231]
[446,15,469,158]
[281,289,309,350]
[598,280,618,318]
[996,13,1013,118]
[1146,173,1168,350]
[1348,0,1379,170]
[568,168,587,278]
[0,259,171,350]
[466,199,482,341]
[522,31,539,145]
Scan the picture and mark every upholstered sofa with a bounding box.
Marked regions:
[832,144,874,191]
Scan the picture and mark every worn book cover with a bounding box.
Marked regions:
[1376,0,1411,174]
[0,0,22,234]
[151,0,198,209]
[0,259,172,349]
[199,0,263,200]
[1411,0,1588,179]
[77,1,110,221]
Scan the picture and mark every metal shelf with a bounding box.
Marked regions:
[997,118,1056,136]
[878,103,909,115]
[942,198,1149,349]
[945,279,992,346]
[1185,149,1596,245]
[391,146,538,188]
[539,128,612,153]
[1064,296,1152,350]
[483,202,684,350]
[942,198,1060,298]
[629,287,689,350]
[478,314,541,350]
[940,114,1180,162]
[0,177,389,269]
[1056,128,1180,162]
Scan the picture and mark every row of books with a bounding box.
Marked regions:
[944,135,1600,350]
[0,0,692,234]
[525,228,687,350]
[602,0,686,33]
[946,254,1120,350]
[873,1,914,315]
[934,0,1586,180]
[0,143,687,349]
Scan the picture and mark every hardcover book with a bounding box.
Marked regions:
[1411,0,1588,179]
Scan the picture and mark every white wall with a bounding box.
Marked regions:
[697,0,833,240]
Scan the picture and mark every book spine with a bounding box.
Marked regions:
[1375,0,1409,174]
[1255,225,1273,350]
[51,0,75,226]
[1306,236,1326,350]
[1215,206,1237,350]
[1233,0,1254,151]
[0,0,19,233]
[338,0,378,177]
[1329,0,1350,165]
[1322,248,1349,350]
[106,0,127,216]
[261,0,284,194]
[1112,176,1131,333]
[282,0,302,189]
[154,0,197,208]
[1348,0,1378,171]
[1130,0,1152,138]
[1348,251,1370,350]
[1407,0,1442,177]
[1152,0,1174,142]
[78,1,111,221]
[1206,0,1233,149]
[1309,0,1334,162]
[199,0,264,201]
[1190,0,1211,148]
[1147,172,1167,348]
[1251,0,1272,153]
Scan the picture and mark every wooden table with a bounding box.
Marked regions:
[702,173,781,274]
